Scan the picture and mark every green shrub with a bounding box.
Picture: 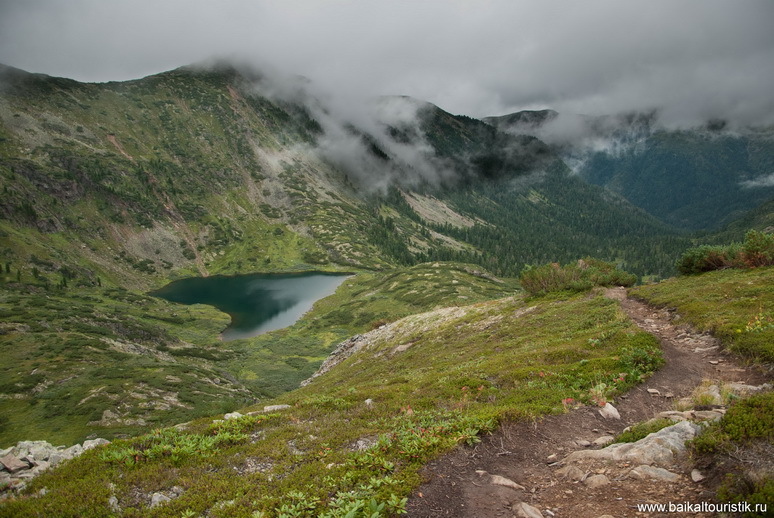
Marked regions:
[677,230,774,275]
[519,258,637,296]
[690,391,774,454]
[614,418,673,444]
[717,475,774,517]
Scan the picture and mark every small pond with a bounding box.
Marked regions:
[150,272,350,341]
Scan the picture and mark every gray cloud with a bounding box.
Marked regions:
[1,0,773,127]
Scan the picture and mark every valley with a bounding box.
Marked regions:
[0,61,772,516]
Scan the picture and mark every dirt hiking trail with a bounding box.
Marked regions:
[406,288,771,518]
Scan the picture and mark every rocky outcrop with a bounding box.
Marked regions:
[564,420,701,467]
[0,438,109,497]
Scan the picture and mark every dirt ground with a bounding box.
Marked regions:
[406,288,771,517]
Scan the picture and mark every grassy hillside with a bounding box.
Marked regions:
[4,266,771,517]
[0,262,515,446]
[0,286,663,517]
[631,266,774,362]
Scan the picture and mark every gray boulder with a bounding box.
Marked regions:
[565,421,700,467]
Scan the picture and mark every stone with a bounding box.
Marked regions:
[592,435,615,447]
[364,398,374,407]
[108,495,121,513]
[353,438,375,451]
[48,453,67,467]
[150,492,171,508]
[576,439,591,447]
[489,474,526,491]
[262,404,291,412]
[82,438,110,450]
[693,410,724,421]
[64,444,83,458]
[515,501,544,518]
[29,442,55,461]
[705,384,723,404]
[629,465,680,482]
[656,410,693,422]
[647,388,661,395]
[555,465,585,482]
[31,460,50,473]
[584,474,610,488]
[598,403,620,420]
[727,382,772,394]
[565,421,700,467]
[691,469,705,482]
[546,454,558,462]
[223,412,243,420]
[0,454,30,473]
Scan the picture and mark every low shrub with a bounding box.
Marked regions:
[614,418,673,444]
[519,258,637,296]
[677,230,774,275]
[690,391,774,454]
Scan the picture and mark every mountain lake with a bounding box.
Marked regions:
[150,272,350,340]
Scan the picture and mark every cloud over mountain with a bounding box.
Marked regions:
[1,1,772,127]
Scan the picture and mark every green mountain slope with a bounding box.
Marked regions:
[0,62,689,443]
[486,108,774,231]
[579,129,774,230]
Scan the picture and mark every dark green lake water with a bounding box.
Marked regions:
[150,272,350,341]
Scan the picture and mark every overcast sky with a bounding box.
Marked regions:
[1,0,773,125]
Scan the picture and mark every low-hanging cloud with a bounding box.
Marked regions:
[0,0,772,128]
[236,64,458,191]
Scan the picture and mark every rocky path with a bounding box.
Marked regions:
[406,288,771,518]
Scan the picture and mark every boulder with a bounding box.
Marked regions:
[0,454,30,474]
[515,501,544,518]
[592,435,615,447]
[598,403,620,420]
[64,444,83,458]
[83,438,110,450]
[48,453,67,467]
[565,421,700,467]
[262,404,291,412]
